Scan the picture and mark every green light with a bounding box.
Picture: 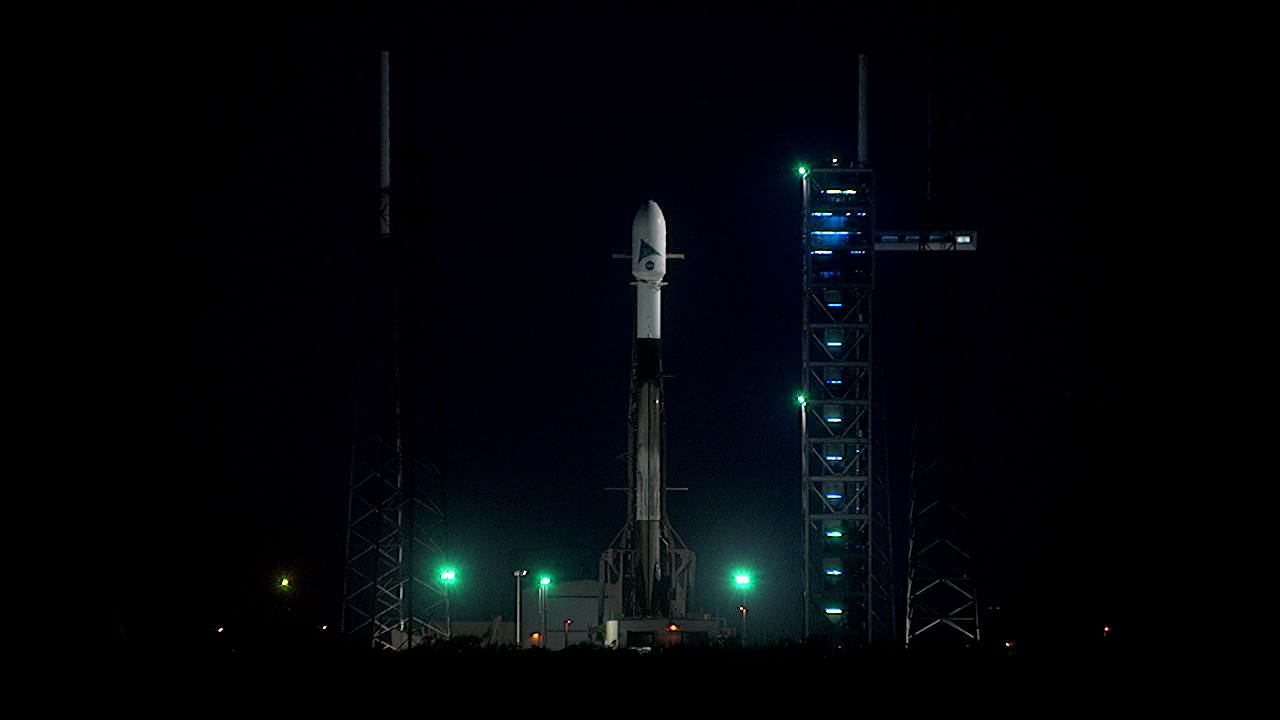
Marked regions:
[796,395,807,406]
[797,166,809,177]
[734,574,751,587]
[539,576,551,586]
[440,569,457,583]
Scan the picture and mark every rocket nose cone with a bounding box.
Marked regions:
[639,199,663,222]
[632,201,666,244]
[632,200,663,234]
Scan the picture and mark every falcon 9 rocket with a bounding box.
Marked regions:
[602,201,695,620]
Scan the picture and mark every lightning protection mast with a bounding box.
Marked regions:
[902,54,981,649]
[342,52,449,651]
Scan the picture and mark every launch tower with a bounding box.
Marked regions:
[799,162,884,645]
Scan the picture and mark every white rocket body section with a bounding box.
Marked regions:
[632,200,667,339]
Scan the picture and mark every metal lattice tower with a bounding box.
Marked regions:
[903,58,980,646]
[901,236,980,647]
[799,161,889,645]
[341,52,449,651]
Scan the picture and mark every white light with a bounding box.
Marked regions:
[824,608,844,615]
[825,530,843,537]
[825,569,843,575]
[823,189,858,194]
[825,341,842,347]
[826,417,842,423]
[957,235,972,243]
[811,250,833,255]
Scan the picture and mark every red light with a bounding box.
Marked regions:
[1005,641,1015,647]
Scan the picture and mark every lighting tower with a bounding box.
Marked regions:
[341,52,449,651]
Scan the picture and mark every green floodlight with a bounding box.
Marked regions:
[440,569,457,583]
[734,573,751,587]
[796,395,807,406]
[539,576,552,586]
[797,166,809,177]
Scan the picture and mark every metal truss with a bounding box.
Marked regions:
[341,240,449,651]
[903,236,980,648]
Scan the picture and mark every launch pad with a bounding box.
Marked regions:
[601,617,723,650]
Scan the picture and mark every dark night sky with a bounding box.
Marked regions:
[99,4,1161,648]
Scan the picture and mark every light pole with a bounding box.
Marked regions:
[439,568,457,639]
[798,393,809,639]
[563,619,573,649]
[734,572,751,643]
[538,576,551,647]
[513,569,528,646]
